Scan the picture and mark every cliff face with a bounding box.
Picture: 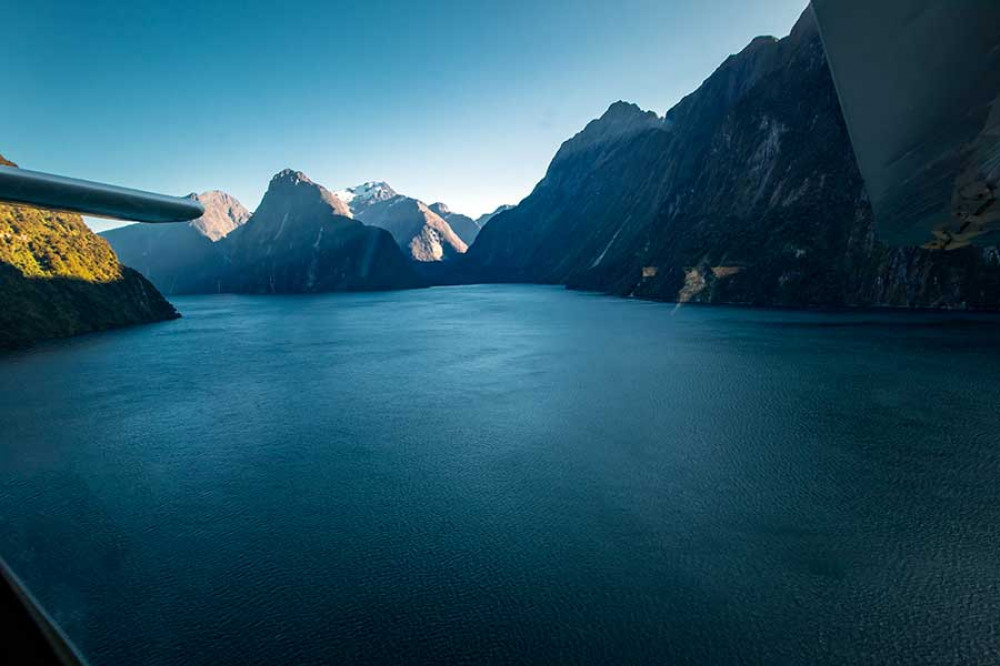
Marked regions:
[0,154,178,350]
[465,10,1000,309]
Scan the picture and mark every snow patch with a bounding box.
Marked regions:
[333,181,396,206]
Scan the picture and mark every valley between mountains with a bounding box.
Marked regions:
[104,9,1000,310]
[4,7,1000,350]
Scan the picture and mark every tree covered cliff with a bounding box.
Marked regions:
[0,153,178,350]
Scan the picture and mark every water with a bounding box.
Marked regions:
[2,285,1000,665]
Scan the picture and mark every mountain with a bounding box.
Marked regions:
[105,173,421,294]
[218,170,421,293]
[188,190,251,241]
[335,184,468,262]
[429,202,480,245]
[354,196,467,262]
[475,205,514,229]
[103,190,250,295]
[332,181,397,212]
[0,153,178,350]
[463,9,1000,309]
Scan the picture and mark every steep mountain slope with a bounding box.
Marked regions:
[337,184,468,262]
[0,153,178,350]
[220,170,421,293]
[103,191,250,295]
[465,9,1000,309]
[429,203,480,245]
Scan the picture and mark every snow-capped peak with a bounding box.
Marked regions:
[333,181,397,206]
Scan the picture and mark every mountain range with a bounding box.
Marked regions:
[106,176,502,295]
[462,8,1000,309]
[221,170,420,293]
[340,183,469,262]
[108,171,423,295]
[9,5,1000,350]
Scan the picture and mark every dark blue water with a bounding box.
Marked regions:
[2,285,1000,665]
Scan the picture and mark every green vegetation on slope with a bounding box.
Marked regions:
[0,153,178,350]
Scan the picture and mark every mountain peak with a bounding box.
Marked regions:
[258,169,352,218]
[746,35,779,49]
[601,100,655,122]
[188,190,251,241]
[554,101,663,162]
[270,169,314,187]
[429,202,451,215]
[333,181,398,206]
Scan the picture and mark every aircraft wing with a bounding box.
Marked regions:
[0,164,203,223]
[812,0,1000,249]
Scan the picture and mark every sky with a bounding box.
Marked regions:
[3,0,808,232]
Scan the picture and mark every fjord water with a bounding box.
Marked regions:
[2,285,1000,665]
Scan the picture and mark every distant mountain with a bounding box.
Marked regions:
[103,190,250,295]
[429,203,480,245]
[219,170,421,293]
[332,181,397,211]
[107,173,422,294]
[353,196,467,262]
[464,9,1000,309]
[334,184,467,262]
[189,190,251,241]
[475,205,514,229]
[0,153,177,350]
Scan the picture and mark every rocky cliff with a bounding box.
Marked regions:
[464,9,1000,309]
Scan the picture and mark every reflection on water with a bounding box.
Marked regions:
[2,285,1000,664]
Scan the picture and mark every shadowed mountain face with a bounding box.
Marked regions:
[106,173,422,294]
[219,170,421,293]
[429,203,480,246]
[465,9,1000,309]
[103,191,250,295]
[0,153,177,350]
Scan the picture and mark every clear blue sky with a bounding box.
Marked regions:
[3,0,808,231]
